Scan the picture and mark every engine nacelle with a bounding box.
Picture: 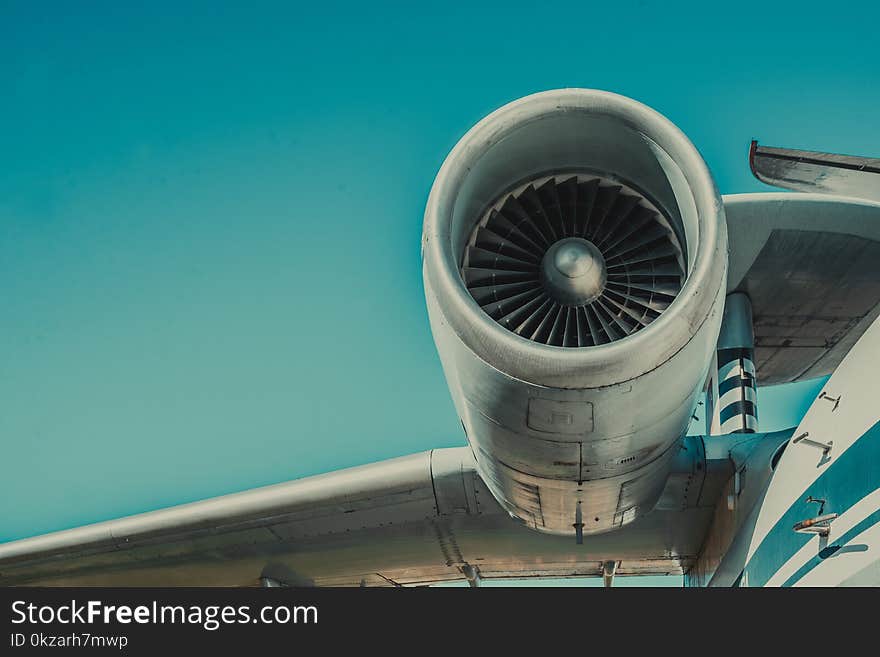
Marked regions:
[422,89,728,536]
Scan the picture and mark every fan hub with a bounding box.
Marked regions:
[542,238,606,306]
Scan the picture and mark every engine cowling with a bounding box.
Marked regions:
[422,89,728,536]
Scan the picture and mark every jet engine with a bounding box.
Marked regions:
[422,89,728,536]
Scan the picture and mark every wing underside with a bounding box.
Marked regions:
[0,443,726,586]
[724,193,880,385]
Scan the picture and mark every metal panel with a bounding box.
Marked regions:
[745,230,880,383]
[527,399,594,434]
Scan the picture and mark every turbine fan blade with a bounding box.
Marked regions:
[462,175,685,346]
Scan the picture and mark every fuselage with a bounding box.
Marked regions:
[691,312,880,586]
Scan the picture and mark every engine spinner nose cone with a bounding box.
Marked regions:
[542,237,607,306]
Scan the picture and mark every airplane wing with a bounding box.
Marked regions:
[749,141,880,202]
[724,193,880,385]
[5,192,879,586]
[0,441,737,586]
[4,193,878,586]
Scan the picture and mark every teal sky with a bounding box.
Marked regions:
[2,2,877,585]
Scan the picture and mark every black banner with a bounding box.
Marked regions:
[0,586,870,653]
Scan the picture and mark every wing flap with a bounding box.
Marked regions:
[750,141,880,202]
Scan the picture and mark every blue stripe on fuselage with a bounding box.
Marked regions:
[740,420,880,587]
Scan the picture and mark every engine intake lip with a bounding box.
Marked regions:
[423,89,727,388]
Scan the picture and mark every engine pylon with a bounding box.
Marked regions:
[707,292,758,435]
